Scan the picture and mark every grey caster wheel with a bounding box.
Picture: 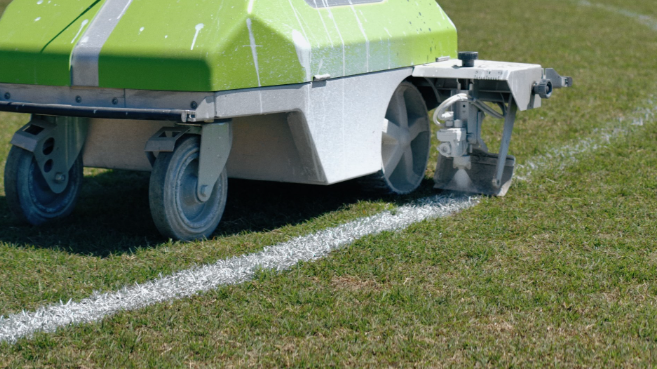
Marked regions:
[359,81,431,194]
[149,135,228,241]
[4,146,83,225]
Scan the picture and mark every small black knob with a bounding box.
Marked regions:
[533,79,553,99]
[458,51,478,68]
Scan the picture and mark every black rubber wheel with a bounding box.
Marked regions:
[4,146,83,225]
[149,136,228,241]
[359,81,431,194]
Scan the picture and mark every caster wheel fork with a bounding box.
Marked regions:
[149,135,228,241]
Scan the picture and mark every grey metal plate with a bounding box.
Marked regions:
[412,59,544,111]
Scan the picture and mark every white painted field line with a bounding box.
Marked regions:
[0,194,477,344]
[515,103,656,181]
[579,0,657,31]
[2,101,654,345]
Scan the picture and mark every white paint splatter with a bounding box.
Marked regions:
[348,0,369,72]
[312,0,334,47]
[34,17,41,22]
[286,0,313,79]
[116,0,133,20]
[436,3,456,31]
[246,18,261,87]
[190,23,204,50]
[322,0,345,75]
[70,19,89,44]
[293,30,312,81]
[139,26,144,34]
[383,27,392,69]
[36,0,43,4]
[247,0,255,14]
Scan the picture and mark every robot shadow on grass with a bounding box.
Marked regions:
[0,170,435,257]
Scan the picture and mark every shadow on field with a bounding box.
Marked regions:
[0,170,432,257]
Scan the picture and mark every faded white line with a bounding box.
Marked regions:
[516,103,656,181]
[579,0,657,31]
[0,195,477,344]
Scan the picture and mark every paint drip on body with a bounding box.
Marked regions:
[292,30,312,81]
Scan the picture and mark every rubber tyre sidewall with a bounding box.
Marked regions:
[149,136,228,241]
[4,146,83,225]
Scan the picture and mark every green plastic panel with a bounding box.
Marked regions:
[0,0,105,86]
[0,0,457,92]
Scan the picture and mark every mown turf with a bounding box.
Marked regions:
[2,102,656,368]
[1,0,655,317]
[1,0,656,366]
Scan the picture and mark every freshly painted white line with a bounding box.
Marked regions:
[579,0,657,31]
[0,195,477,344]
[2,100,654,343]
[4,0,655,339]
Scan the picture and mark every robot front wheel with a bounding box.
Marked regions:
[4,146,83,225]
[148,135,228,241]
[359,81,432,194]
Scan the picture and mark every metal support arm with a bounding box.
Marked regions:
[493,97,517,188]
[196,122,232,202]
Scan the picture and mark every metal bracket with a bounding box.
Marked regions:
[144,126,192,166]
[197,121,232,202]
[144,120,232,203]
[545,68,573,89]
[493,96,518,188]
[10,115,89,194]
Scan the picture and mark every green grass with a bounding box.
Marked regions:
[1,0,657,366]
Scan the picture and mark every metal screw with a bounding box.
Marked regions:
[190,101,198,109]
[199,185,209,197]
[75,96,82,103]
[54,173,66,183]
[4,92,10,100]
[491,178,501,188]
[112,98,119,105]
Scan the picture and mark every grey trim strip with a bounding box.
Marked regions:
[71,0,134,87]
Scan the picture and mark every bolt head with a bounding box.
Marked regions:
[54,173,66,183]
[75,96,82,103]
[112,98,119,105]
[438,143,452,157]
[190,101,198,109]
[4,92,10,100]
